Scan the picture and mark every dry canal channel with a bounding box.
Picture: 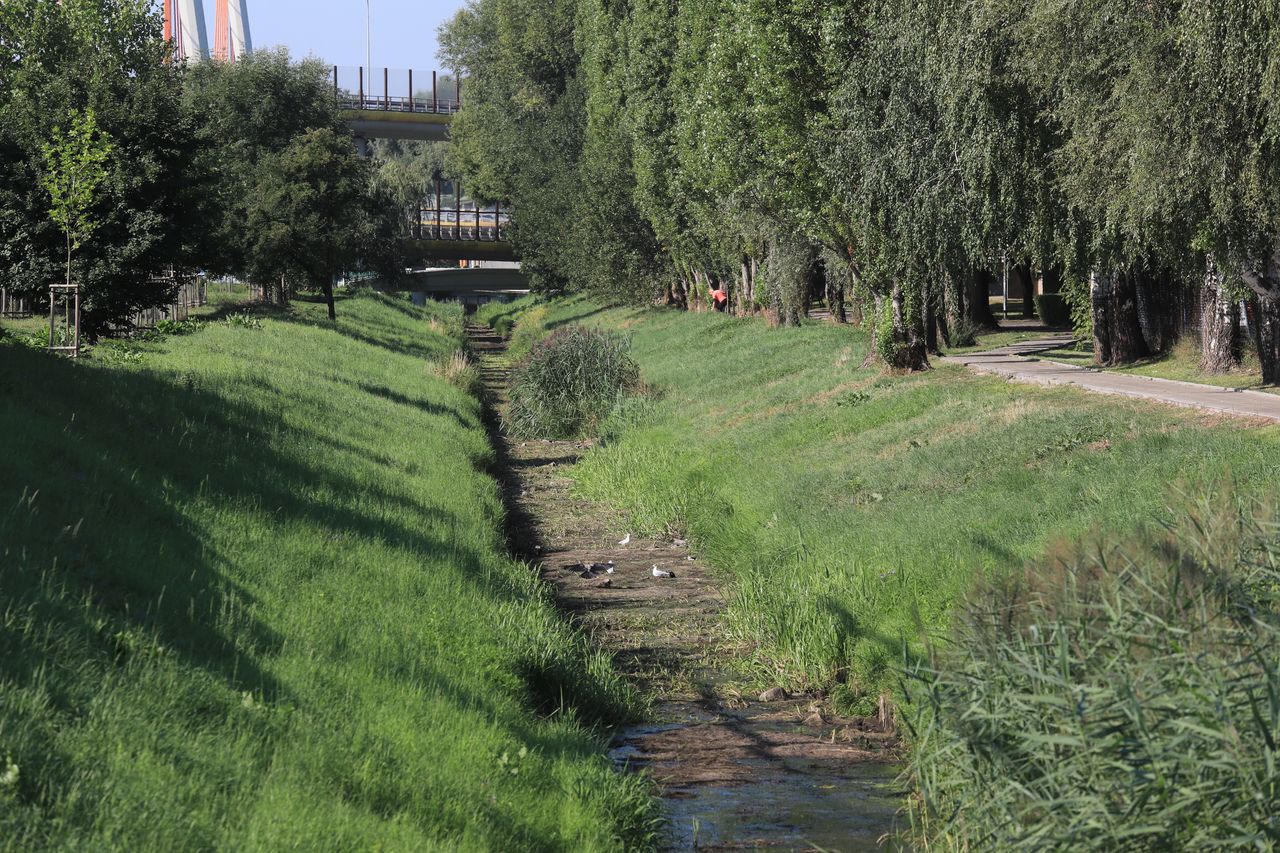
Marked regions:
[467,324,903,851]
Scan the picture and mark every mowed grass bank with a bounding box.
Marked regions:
[0,293,652,850]
[526,298,1280,709]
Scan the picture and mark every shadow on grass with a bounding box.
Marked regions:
[0,340,531,712]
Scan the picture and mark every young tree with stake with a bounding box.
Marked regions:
[40,110,113,291]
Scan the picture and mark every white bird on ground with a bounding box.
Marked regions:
[606,561,616,574]
[651,565,675,579]
[617,533,631,546]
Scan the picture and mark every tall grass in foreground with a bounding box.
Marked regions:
[0,292,654,850]
[905,492,1280,850]
[549,297,1280,710]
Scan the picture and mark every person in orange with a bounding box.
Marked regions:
[710,285,728,312]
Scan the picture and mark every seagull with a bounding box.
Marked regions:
[606,566,615,574]
[617,533,631,546]
[651,565,675,579]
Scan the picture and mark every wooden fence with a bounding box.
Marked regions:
[128,275,208,329]
[0,287,32,318]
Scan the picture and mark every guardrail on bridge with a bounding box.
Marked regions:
[334,66,461,114]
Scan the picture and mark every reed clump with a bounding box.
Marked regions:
[904,490,1280,851]
[507,325,639,438]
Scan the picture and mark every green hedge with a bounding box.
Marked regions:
[1034,292,1071,327]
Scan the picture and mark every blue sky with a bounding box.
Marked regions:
[236,0,468,70]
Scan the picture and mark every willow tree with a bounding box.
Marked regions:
[1174,0,1280,382]
[574,0,669,302]
[1017,0,1280,372]
[441,0,586,293]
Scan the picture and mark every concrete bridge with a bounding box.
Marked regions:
[335,66,457,143]
[334,67,519,264]
[397,266,529,313]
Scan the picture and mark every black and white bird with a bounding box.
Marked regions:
[651,565,675,579]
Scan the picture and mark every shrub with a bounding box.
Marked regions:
[947,316,982,348]
[1034,293,1071,327]
[904,491,1280,851]
[506,326,639,438]
[153,317,204,336]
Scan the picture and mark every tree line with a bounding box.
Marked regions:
[0,0,402,332]
[441,0,1280,379]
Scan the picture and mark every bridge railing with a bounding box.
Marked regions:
[408,202,511,242]
[334,66,462,114]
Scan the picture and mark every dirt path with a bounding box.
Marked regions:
[943,334,1280,422]
[467,324,901,852]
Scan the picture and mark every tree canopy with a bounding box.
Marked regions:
[442,0,1280,377]
[0,4,403,331]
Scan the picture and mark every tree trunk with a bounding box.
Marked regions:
[692,269,708,312]
[322,279,336,320]
[860,291,882,369]
[1092,267,1150,365]
[1199,255,1240,374]
[829,266,848,324]
[882,279,929,371]
[1018,261,1035,318]
[1238,242,1280,384]
[925,277,943,354]
[968,270,997,327]
[1090,270,1113,365]
[940,270,962,346]
[1133,265,1181,354]
[1257,294,1280,384]
[1041,265,1062,294]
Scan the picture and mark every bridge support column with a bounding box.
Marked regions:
[352,135,372,157]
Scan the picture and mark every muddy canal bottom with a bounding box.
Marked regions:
[469,326,902,851]
[612,702,901,850]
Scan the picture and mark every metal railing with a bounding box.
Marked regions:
[334,66,461,115]
[410,208,512,242]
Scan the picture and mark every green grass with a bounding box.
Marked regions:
[474,295,539,338]
[942,327,1060,354]
[539,297,1280,710]
[1038,337,1280,394]
[0,291,654,850]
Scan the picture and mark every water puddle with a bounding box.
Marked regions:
[612,702,902,851]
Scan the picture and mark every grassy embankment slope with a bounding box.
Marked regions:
[521,297,1280,709]
[0,293,651,850]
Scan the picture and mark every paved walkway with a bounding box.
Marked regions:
[941,335,1280,423]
